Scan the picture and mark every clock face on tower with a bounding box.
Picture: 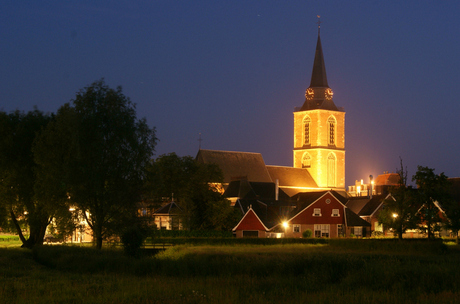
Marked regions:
[325,88,334,100]
[305,88,314,100]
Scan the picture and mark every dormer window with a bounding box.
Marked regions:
[313,208,321,217]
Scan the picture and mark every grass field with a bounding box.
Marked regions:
[1,239,459,303]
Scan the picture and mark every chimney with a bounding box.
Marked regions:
[369,175,373,199]
[275,179,279,201]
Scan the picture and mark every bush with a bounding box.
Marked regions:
[121,225,148,257]
[371,231,384,238]
[302,229,313,238]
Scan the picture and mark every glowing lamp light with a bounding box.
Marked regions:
[392,213,398,218]
[282,221,288,229]
[357,186,361,194]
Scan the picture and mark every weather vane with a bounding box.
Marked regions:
[316,15,321,35]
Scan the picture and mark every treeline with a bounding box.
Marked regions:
[377,159,460,241]
[0,80,237,249]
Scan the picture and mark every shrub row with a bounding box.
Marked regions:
[145,236,329,246]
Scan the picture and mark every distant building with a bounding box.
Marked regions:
[348,172,400,197]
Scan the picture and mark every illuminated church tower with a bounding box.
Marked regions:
[293,24,345,189]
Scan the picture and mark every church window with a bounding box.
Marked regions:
[327,153,336,187]
[302,153,311,168]
[328,116,336,146]
[303,116,311,145]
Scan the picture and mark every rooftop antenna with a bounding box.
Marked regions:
[198,133,203,150]
[316,15,321,35]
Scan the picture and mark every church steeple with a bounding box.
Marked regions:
[293,18,345,190]
[309,34,329,88]
[300,23,337,112]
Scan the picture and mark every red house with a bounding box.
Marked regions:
[232,206,271,238]
[233,191,371,238]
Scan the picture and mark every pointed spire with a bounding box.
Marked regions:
[309,32,329,88]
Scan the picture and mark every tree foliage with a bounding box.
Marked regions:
[0,109,54,248]
[412,166,450,240]
[34,79,157,249]
[377,159,418,239]
[144,153,239,231]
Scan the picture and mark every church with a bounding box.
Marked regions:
[194,25,374,238]
[196,23,346,197]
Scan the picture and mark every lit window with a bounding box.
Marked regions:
[293,224,300,233]
[353,227,363,237]
[314,224,330,238]
[332,209,340,217]
[328,116,336,146]
[303,116,311,145]
[313,208,321,217]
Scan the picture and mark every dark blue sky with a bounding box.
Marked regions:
[1,1,459,187]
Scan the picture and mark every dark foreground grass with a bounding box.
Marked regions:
[1,240,459,304]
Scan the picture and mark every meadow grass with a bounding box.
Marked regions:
[0,234,23,248]
[0,240,459,303]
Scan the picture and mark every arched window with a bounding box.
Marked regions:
[303,116,311,145]
[302,153,311,168]
[328,116,336,146]
[327,153,336,187]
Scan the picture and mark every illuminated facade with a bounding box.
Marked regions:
[293,31,345,189]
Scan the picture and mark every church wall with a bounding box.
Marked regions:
[293,109,345,189]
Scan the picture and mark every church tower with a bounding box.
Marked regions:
[293,24,345,189]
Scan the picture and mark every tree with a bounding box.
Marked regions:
[0,109,54,248]
[144,153,238,231]
[34,80,157,249]
[377,159,418,239]
[412,166,450,240]
[443,191,460,243]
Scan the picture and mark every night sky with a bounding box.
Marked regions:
[1,1,459,187]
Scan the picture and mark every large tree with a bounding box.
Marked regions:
[412,166,450,240]
[144,153,238,231]
[377,159,418,239]
[0,109,54,248]
[34,80,156,249]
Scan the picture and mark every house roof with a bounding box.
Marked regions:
[345,197,370,215]
[234,199,284,229]
[266,165,318,189]
[196,149,272,185]
[290,190,348,217]
[374,173,400,186]
[232,206,271,232]
[358,195,387,217]
[345,208,371,227]
[153,201,182,215]
[224,180,290,202]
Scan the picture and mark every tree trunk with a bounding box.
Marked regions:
[11,207,49,249]
[10,208,27,244]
